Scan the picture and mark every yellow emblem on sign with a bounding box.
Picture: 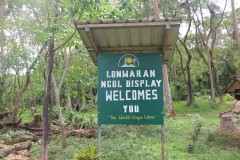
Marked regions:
[118,54,139,67]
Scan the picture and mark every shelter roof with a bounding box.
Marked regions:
[75,19,180,66]
[225,78,240,93]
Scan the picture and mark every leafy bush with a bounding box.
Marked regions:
[194,93,210,102]
[51,110,59,120]
[222,94,235,102]
[71,146,102,160]
[187,117,203,153]
[210,102,220,109]
[193,102,200,108]
[66,111,75,122]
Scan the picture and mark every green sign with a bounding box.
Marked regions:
[98,53,163,125]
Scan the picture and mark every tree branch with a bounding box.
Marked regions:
[176,45,187,84]
[53,29,76,52]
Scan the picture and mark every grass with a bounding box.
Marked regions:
[27,97,240,160]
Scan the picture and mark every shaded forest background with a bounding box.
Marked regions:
[0,0,239,112]
[0,0,240,158]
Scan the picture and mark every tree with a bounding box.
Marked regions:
[231,0,240,77]
[231,0,240,52]
[177,0,194,106]
[41,0,87,158]
[192,0,227,102]
[152,0,176,116]
[41,39,54,160]
[0,0,4,55]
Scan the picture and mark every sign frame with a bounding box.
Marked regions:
[98,52,164,125]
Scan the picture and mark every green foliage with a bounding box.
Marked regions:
[66,111,75,122]
[71,146,102,160]
[19,106,42,123]
[210,102,220,109]
[222,94,235,103]
[0,152,6,159]
[0,130,34,141]
[173,96,231,115]
[187,117,203,153]
[1,0,240,159]
[74,114,97,130]
[85,114,97,130]
[29,99,240,160]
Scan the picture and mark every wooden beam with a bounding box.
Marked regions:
[85,27,98,55]
[88,52,98,65]
[77,21,180,30]
[86,46,173,52]
[162,23,171,56]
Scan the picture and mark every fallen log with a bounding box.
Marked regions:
[0,119,22,133]
[0,140,32,158]
[3,134,38,145]
[2,150,31,160]
[52,120,70,127]
[0,111,13,120]
[1,119,21,127]
[18,125,43,132]
[66,129,95,138]
[18,125,95,138]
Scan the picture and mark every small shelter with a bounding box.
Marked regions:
[75,19,180,124]
[225,78,240,100]
[75,19,181,158]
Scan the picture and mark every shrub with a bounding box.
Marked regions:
[222,94,235,103]
[71,146,102,160]
[66,111,75,122]
[187,117,203,153]
[210,102,220,109]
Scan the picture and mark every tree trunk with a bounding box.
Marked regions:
[89,88,94,107]
[0,0,4,55]
[81,87,86,109]
[173,61,177,85]
[12,74,31,122]
[178,37,194,106]
[95,91,98,108]
[178,45,194,106]
[41,39,54,160]
[52,75,67,148]
[66,87,72,111]
[30,80,36,116]
[215,63,222,99]
[163,65,176,115]
[52,49,71,148]
[231,0,240,51]
[206,43,216,102]
[186,60,194,106]
[12,44,46,122]
[152,0,175,116]
[152,0,160,19]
